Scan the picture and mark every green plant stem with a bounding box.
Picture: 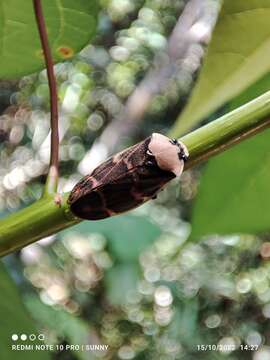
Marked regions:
[1,91,270,257]
[0,195,79,257]
[180,90,270,169]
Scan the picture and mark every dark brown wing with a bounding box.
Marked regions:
[69,173,135,220]
[90,136,151,180]
[69,164,175,220]
[68,137,151,204]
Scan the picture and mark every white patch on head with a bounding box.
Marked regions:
[148,133,188,177]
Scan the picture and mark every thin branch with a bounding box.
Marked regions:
[1,90,270,257]
[33,0,59,195]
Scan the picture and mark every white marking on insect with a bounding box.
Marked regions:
[148,133,188,177]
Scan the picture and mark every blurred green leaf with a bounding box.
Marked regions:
[169,300,199,347]
[0,0,98,78]
[104,264,140,305]
[0,263,50,360]
[171,0,270,136]
[24,295,96,360]
[64,215,161,262]
[191,73,270,239]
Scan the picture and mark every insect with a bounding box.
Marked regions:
[68,133,189,220]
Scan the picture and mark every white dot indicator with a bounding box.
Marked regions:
[21,334,27,341]
[12,334,18,341]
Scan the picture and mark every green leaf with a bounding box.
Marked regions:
[62,215,161,262]
[0,263,50,360]
[24,295,92,360]
[0,0,98,78]
[191,74,270,239]
[168,300,199,346]
[229,72,270,112]
[171,0,270,137]
[104,264,140,305]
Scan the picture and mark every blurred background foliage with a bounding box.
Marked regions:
[1,0,270,359]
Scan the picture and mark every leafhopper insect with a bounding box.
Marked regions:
[68,133,188,220]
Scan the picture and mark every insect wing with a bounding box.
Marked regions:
[69,164,174,220]
[68,137,151,209]
[69,172,135,220]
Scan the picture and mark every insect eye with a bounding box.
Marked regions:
[146,151,158,167]
[146,160,155,167]
[170,138,179,145]
[178,149,188,162]
[146,156,158,167]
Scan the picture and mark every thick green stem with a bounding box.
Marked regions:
[0,195,79,257]
[181,90,270,169]
[1,91,270,257]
